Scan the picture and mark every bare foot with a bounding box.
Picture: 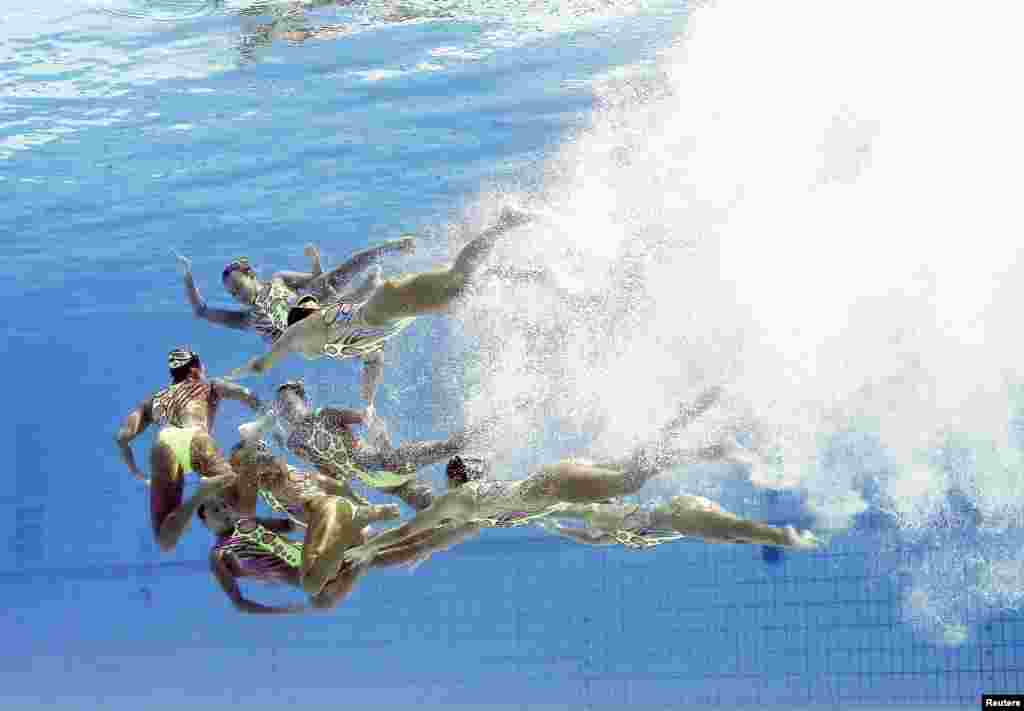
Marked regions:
[783,525,820,550]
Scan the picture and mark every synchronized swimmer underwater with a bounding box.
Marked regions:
[114,205,821,616]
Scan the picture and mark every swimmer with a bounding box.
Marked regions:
[198,497,478,613]
[340,388,742,569]
[536,498,819,551]
[235,1,415,62]
[227,208,534,396]
[176,238,414,344]
[240,380,507,510]
[226,437,379,529]
[114,348,263,551]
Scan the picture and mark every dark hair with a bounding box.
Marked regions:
[287,305,317,328]
[446,456,470,487]
[170,354,202,384]
[222,258,254,282]
[196,504,208,522]
[277,380,306,399]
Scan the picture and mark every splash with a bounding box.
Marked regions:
[454,0,1024,542]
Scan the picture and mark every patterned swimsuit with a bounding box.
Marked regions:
[214,519,303,582]
[284,409,414,499]
[247,278,298,344]
[258,465,324,528]
[319,300,416,360]
[464,479,569,528]
[151,380,218,427]
[603,505,685,550]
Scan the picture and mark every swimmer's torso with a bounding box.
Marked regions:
[464,479,568,528]
[319,300,415,360]
[151,380,220,430]
[567,502,683,550]
[285,409,360,479]
[247,277,298,344]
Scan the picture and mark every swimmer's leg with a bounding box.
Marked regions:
[300,497,400,596]
[310,564,365,610]
[360,209,532,326]
[150,434,235,552]
[653,496,819,549]
[658,386,723,439]
[355,414,507,510]
[523,443,730,505]
[300,496,355,596]
[149,442,185,551]
[390,410,507,469]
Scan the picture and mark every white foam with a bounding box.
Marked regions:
[456,0,1024,549]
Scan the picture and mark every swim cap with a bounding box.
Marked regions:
[168,347,198,371]
[231,437,272,461]
[446,456,490,483]
[222,257,253,280]
[276,379,306,398]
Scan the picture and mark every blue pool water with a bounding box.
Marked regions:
[4,2,1024,709]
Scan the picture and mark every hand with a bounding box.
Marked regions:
[304,244,320,260]
[367,416,391,452]
[395,236,416,255]
[172,250,192,277]
[132,468,151,486]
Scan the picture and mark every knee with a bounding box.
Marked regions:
[301,556,331,596]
